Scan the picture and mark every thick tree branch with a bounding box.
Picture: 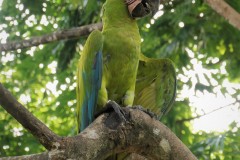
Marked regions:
[0,23,102,52]
[205,0,240,30]
[0,83,61,150]
[1,109,197,160]
[0,83,197,159]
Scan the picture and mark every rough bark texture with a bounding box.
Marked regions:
[205,0,240,30]
[0,83,197,160]
[0,23,102,52]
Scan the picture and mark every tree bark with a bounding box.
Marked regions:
[0,23,102,52]
[205,0,240,30]
[0,83,197,160]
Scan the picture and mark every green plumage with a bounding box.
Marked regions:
[76,0,176,133]
[99,0,141,106]
[76,0,141,132]
[134,54,176,119]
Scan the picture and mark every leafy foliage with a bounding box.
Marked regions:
[0,0,240,159]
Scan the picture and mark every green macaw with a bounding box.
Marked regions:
[76,0,176,133]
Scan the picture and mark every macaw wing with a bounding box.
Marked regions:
[76,30,103,132]
[134,54,177,119]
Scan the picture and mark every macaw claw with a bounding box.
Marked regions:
[132,105,159,120]
[105,101,127,123]
[95,101,128,129]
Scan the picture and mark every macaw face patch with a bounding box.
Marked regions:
[125,0,159,18]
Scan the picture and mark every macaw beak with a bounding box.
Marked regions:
[126,0,159,18]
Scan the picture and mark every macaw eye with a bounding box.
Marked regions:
[126,0,150,18]
[142,0,149,8]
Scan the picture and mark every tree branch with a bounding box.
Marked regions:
[1,1,240,52]
[0,83,61,150]
[0,23,102,52]
[0,83,197,159]
[205,0,240,30]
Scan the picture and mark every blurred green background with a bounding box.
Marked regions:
[0,0,240,159]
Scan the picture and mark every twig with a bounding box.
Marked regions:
[177,101,239,123]
[205,0,240,30]
[0,23,103,52]
[0,83,61,150]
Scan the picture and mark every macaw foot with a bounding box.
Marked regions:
[105,101,127,122]
[95,101,128,129]
[132,105,159,120]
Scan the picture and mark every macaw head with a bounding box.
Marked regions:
[126,0,160,18]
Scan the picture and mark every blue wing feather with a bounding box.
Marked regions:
[80,50,102,132]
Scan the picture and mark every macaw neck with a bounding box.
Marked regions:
[102,0,138,31]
